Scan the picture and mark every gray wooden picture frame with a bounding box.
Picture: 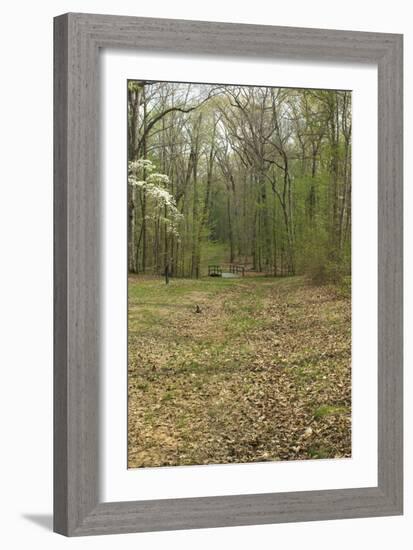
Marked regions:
[54,13,403,536]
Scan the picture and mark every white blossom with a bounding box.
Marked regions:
[129,158,155,174]
[147,173,170,185]
[128,175,146,188]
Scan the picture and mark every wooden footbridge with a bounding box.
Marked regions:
[208,264,245,278]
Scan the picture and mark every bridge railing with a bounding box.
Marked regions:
[208,264,245,277]
[229,264,245,276]
[208,265,222,277]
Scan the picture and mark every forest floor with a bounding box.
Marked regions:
[128,275,351,468]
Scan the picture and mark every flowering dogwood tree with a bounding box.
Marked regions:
[128,158,182,282]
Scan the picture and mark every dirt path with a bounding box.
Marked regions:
[128,276,351,467]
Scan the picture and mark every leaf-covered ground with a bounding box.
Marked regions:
[128,275,351,468]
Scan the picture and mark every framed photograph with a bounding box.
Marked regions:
[54,13,403,536]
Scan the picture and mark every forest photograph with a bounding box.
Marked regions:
[127,80,352,468]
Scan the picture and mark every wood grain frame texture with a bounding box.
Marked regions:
[53,13,403,536]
